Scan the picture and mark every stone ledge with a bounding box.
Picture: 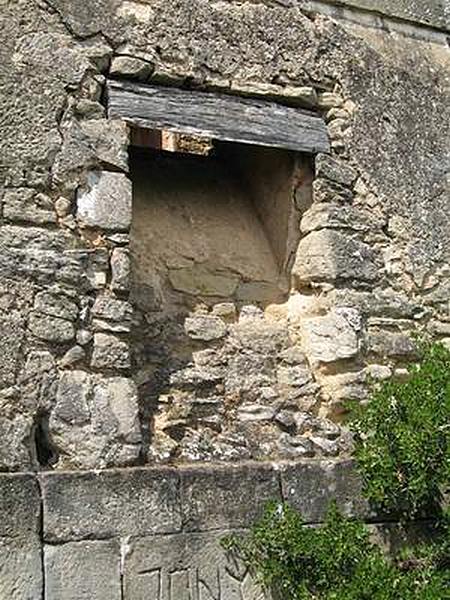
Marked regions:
[304,0,449,32]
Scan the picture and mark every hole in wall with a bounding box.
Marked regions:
[32,412,58,469]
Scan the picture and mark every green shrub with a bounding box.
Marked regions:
[223,502,450,600]
[350,341,450,518]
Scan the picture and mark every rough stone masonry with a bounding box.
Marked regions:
[0,0,449,598]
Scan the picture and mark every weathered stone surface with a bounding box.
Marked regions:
[34,289,79,321]
[124,531,263,600]
[110,55,154,80]
[312,178,354,204]
[315,154,357,188]
[0,313,25,387]
[0,474,42,600]
[281,460,371,521]
[169,266,240,297]
[45,540,121,600]
[91,332,131,370]
[28,311,75,343]
[293,230,379,284]
[367,330,417,358]
[77,171,132,231]
[0,226,83,286]
[184,315,228,341]
[180,463,281,531]
[300,203,384,233]
[92,294,133,332]
[42,468,182,541]
[323,0,449,30]
[110,247,131,292]
[3,188,56,224]
[301,308,362,364]
[49,372,141,469]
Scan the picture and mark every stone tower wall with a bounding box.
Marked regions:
[0,0,448,597]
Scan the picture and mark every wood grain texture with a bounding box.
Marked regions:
[107,80,330,154]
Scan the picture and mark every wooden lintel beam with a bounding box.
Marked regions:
[107,80,330,155]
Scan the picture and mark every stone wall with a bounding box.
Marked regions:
[0,0,448,596]
[0,459,408,599]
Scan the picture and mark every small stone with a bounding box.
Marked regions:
[80,119,129,172]
[365,365,392,380]
[59,345,86,368]
[327,118,349,141]
[184,315,227,342]
[239,305,264,320]
[28,312,75,343]
[110,55,154,80]
[211,302,237,322]
[77,329,93,346]
[277,365,312,388]
[92,295,133,332]
[91,333,130,370]
[315,154,357,188]
[317,92,344,110]
[110,248,131,292]
[367,330,417,359]
[312,178,353,204]
[311,436,339,456]
[77,171,132,231]
[275,410,295,430]
[278,433,315,458]
[54,197,72,218]
[34,290,79,321]
[237,403,276,422]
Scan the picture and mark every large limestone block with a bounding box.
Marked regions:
[42,467,182,542]
[293,230,379,284]
[0,474,42,600]
[123,531,264,600]
[180,463,281,531]
[300,308,362,364]
[280,460,371,522]
[45,540,121,600]
[77,171,132,231]
[49,372,141,469]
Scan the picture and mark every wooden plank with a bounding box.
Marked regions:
[107,80,330,155]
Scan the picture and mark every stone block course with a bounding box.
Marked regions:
[42,467,182,542]
[0,474,42,600]
[45,540,121,600]
[180,462,282,532]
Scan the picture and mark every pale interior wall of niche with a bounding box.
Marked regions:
[129,135,313,316]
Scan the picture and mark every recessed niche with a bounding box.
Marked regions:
[129,134,312,314]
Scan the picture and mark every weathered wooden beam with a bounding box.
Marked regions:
[107,80,330,155]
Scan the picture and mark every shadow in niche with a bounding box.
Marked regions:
[128,138,314,462]
[31,412,59,469]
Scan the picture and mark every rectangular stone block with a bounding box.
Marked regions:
[45,539,121,600]
[42,467,182,542]
[280,459,372,522]
[319,0,449,31]
[0,474,42,600]
[123,531,264,600]
[180,463,281,532]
